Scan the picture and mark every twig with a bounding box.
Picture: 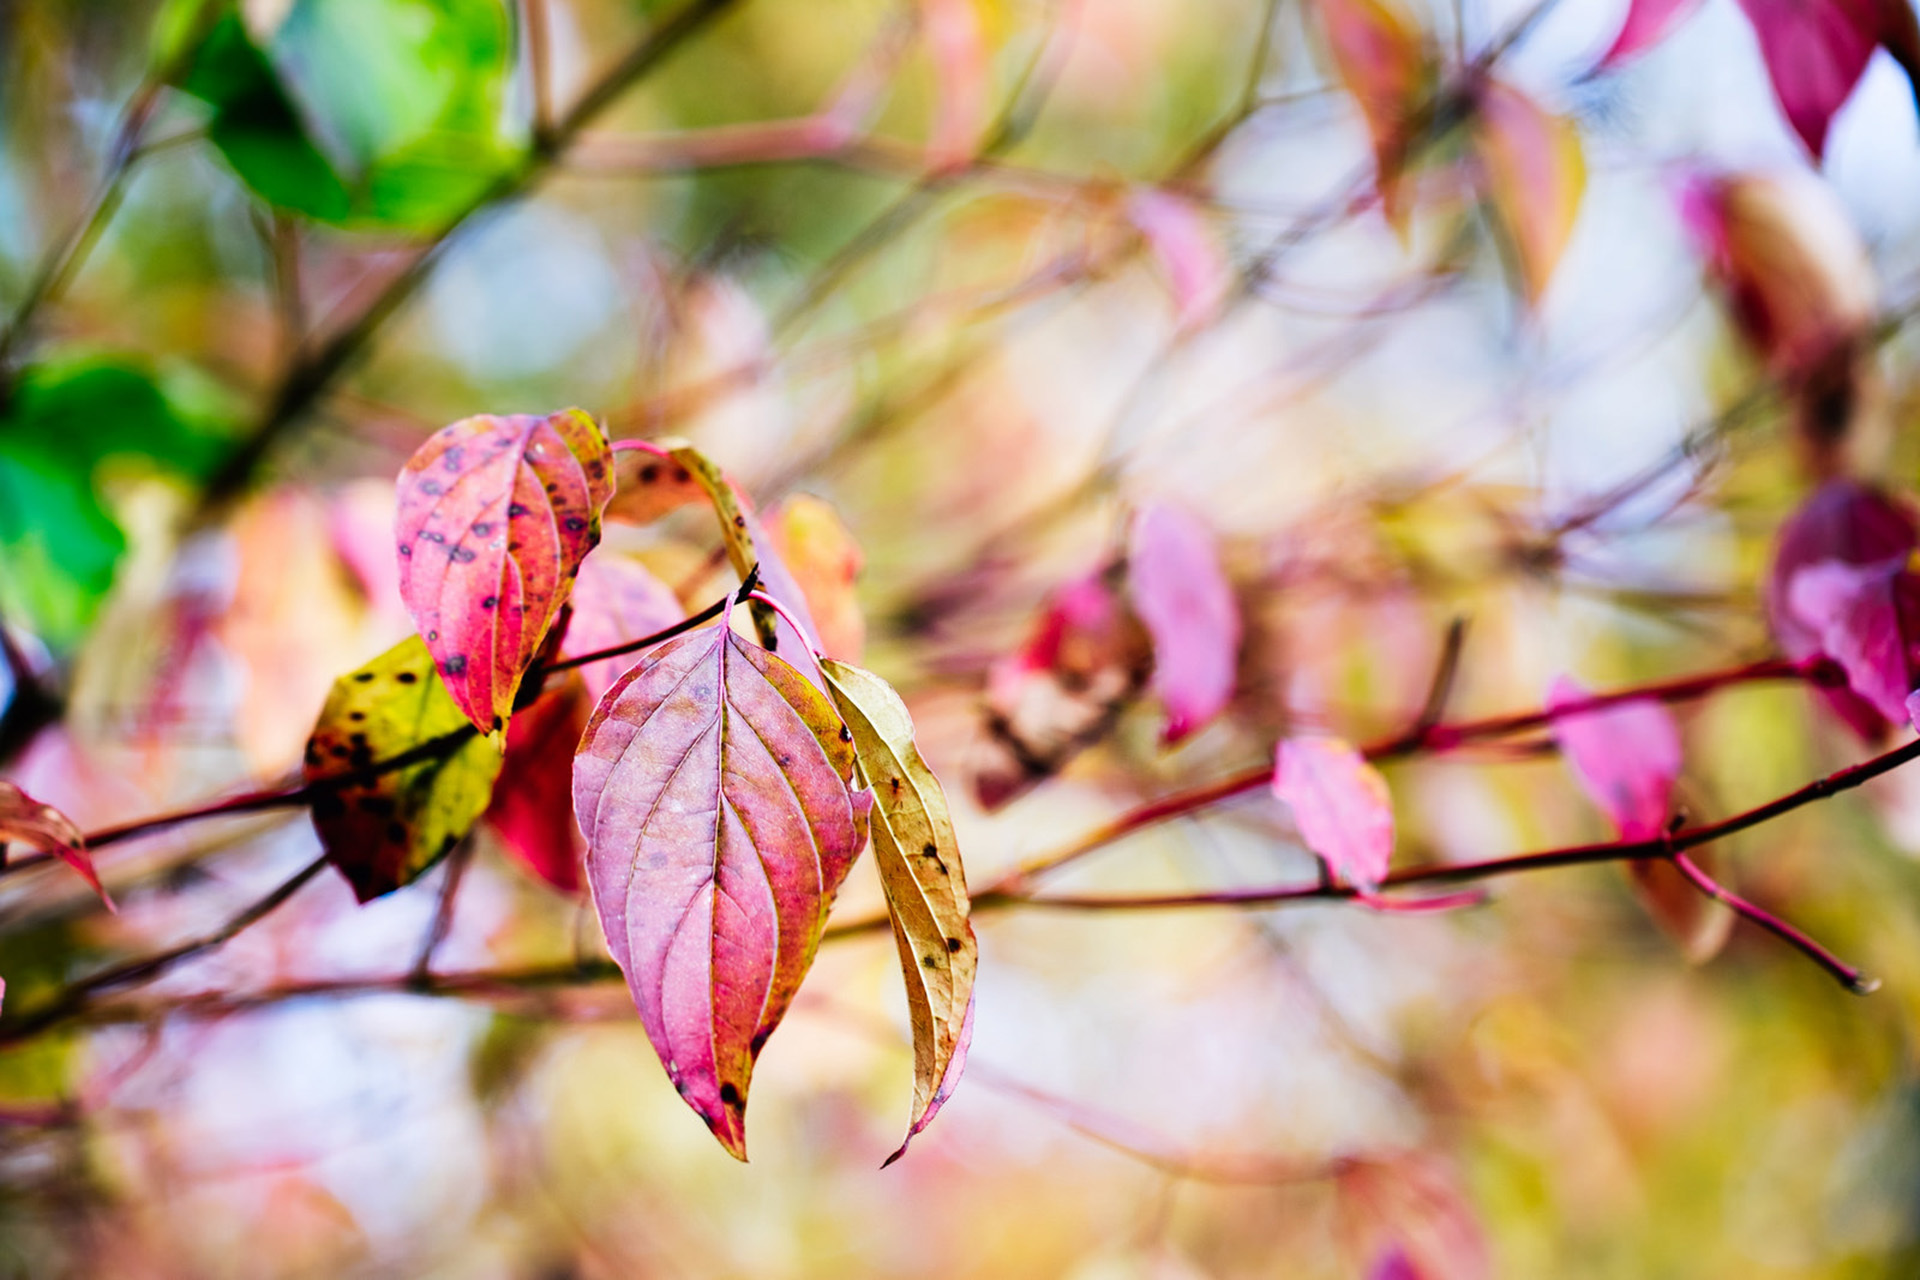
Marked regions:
[1670,851,1876,994]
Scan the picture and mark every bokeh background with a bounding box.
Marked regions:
[5,0,1920,1275]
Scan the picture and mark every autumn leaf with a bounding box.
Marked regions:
[1734,0,1920,159]
[1787,557,1920,723]
[1547,675,1682,843]
[562,552,686,704]
[1127,190,1232,330]
[821,658,976,1164]
[1470,78,1585,306]
[0,780,110,909]
[767,494,866,661]
[486,679,590,895]
[1273,737,1394,890]
[573,622,871,1159]
[1598,0,1706,67]
[395,409,614,735]
[305,635,504,903]
[1313,0,1429,225]
[606,447,706,526]
[1126,503,1241,744]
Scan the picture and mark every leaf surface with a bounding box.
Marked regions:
[487,679,590,894]
[0,781,109,908]
[563,552,686,704]
[1471,79,1585,306]
[821,659,976,1163]
[1273,737,1394,889]
[395,410,613,735]
[1127,504,1240,743]
[573,624,870,1159]
[305,635,503,903]
[1547,675,1682,842]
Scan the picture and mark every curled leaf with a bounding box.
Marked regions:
[0,781,110,909]
[1547,675,1682,842]
[1127,503,1241,744]
[1471,79,1586,306]
[486,679,590,895]
[395,409,613,735]
[305,636,503,903]
[573,623,871,1159]
[1273,737,1395,890]
[821,659,977,1164]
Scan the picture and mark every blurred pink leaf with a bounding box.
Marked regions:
[1732,0,1920,158]
[1547,675,1683,842]
[1273,737,1394,889]
[1471,79,1586,305]
[573,623,870,1160]
[1127,503,1241,743]
[1338,1153,1489,1280]
[1598,0,1707,65]
[0,780,110,910]
[395,410,613,735]
[487,680,590,895]
[766,494,866,661]
[1788,558,1920,722]
[1313,0,1428,224]
[327,478,408,628]
[1127,190,1232,330]
[563,552,685,704]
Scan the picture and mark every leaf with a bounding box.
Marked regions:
[1313,0,1428,224]
[820,659,977,1164]
[573,623,871,1159]
[1597,0,1707,67]
[1470,79,1586,306]
[1126,503,1241,744]
[0,782,110,909]
[606,449,707,526]
[1546,675,1682,842]
[305,635,503,903]
[395,409,614,735]
[767,494,866,661]
[1273,737,1394,890]
[1337,1153,1489,1280]
[973,572,1151,811]
[1732,0,1920,159]
[486,679,590,894]
[1788,558,1920,723]
[1127,190,1232,330]
[563,552,686,704]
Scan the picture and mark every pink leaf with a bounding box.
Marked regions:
[1547,675,1683,843]
[562,553,685,705]
[1313,0,1428,223]
[1598,0,1707,67]
[1127,503,1241,744]
[1127,190,1232,330]
[574,622,871,1160]
[487,680,590,894]
[1368,1247,1425,1280]
[395,410,614,735]
[1273,737,1395,890]
[0,780,111,910]
[1731,0,1920,158]
[1471,78,1586,306]
[1788,558,1918,722]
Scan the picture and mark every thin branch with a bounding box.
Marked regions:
[1670,851,1876,994]
[409,839,475,981]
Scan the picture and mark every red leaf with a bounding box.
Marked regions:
[1313,0,1428,223]
[1273,737,1394,889]
[1733,0,1920,158]
[0,780,110,910]
[1598,0,1706,67]
[1126,503,1241,744]
[573,622,871,1159]
[487,680,590,894]
[395,410,614,735]
[1471,79,1586,306]
[562,553,685,704]
[1547,675,1683,842]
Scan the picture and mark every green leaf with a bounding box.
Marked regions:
[304,635,504,903]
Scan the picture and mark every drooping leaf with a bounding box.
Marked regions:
[573,623,871,1159]
[486,678,589,894]
[1547,675,1682,842]
[1732,0,1920,159]
[1127,189,1231,330]
[1598,0,1707,67]
[767,494,866,661]
[305,635,503,903]
[820,659,977,1164]
[563,552,686,704]
[1470,79,1586,306]
[973,572,1151,811]
[1126,503,1241,744]
[1273,737,1395,890]
[1313,0,1429,224]
[395,409,614,735]
[0,782,109,909]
